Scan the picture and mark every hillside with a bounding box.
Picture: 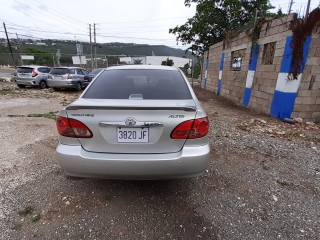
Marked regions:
[0,39,191,65]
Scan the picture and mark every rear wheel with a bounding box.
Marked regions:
[75,82,82,91]
[53,87,61,91]
[17,84,25,88]
[39,80,47,89]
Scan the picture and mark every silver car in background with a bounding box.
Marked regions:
[56,65,210,179]
[12,65,52,89]
[47,67,90,91]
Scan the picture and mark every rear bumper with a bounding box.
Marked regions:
[13,77,39,86]
[56,143,210,179]
[47,80,78,88]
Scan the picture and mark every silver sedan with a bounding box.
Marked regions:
[56,65,210,179]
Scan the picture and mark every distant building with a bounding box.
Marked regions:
[35,42,47,46]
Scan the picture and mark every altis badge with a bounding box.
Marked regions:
[168,115,185,118]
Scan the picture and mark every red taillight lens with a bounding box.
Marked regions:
[170,117,209,139]
[56,116,93,138]
[32,69,38,77]
[84,76,89,81]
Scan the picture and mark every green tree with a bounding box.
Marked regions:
[169,0,275,53]
[161,58,174,66]
[59,56,73,65]
[26,48,54,66]
[133,59,142,64]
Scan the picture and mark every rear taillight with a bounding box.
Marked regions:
[84,76,89,82]
[32,69,38,77]
[170,117,209,139]
[56,116,93,138]
[48,74,53,79]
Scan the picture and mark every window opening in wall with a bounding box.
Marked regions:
[231,49,246,71]
[262,42,276,65]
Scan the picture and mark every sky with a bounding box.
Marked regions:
[0,0,319,50]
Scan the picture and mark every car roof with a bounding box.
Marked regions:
[106,65,178,71]
[52,67,81,69]
[18,65,49,68]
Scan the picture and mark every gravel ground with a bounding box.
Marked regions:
[0,80,319,240]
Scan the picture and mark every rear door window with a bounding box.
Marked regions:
[38,67,51,73]
[82,69,89,75]
[50,68,69,75]
[76,69,84,75]
[83,69,192,100]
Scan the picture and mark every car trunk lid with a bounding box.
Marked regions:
[65,98,197,154]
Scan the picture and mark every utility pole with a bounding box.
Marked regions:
[89,24,93,71]
[93,23,97,69]
[3,22,15,67]
[288,0,294,14]
[305,0,311,18]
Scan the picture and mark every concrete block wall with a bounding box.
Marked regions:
[201,13,320,122]
[291,26,320,121]
[203,42,223,93]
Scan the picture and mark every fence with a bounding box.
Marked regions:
[201,13,320,122]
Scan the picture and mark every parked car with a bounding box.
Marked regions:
[56,65,210,179]
[12,65,52,89]
[81,68,92,87]
[47,67,91,91]
[89,68,104,79]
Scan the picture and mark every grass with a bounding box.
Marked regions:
[18,206,34,216]
[0,88,15,95]
[7,114,25,117]
[276,180,290,186]
[60,101,70,106]
[32,214,41,222]
[27,112,57,120]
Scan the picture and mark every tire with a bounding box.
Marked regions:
[17,84,25,88]
[75,82,82,91]
[53,87,61,91]
[39,80,47,89]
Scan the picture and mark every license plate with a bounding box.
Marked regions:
[117,127,149,143]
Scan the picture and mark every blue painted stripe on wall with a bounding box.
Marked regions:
[280,35,312,74]
[249,44,259,71]
[219,53,225,70]
[270,91,297,119]
[271,36,312,119]
[217,79,221,95]
[242,88,252,106]
[280,36,293,73]
[204,57,208,89]
[300,36,312,72]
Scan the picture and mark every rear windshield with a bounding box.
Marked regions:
[50,68,75,75]
[17,67,32,73]
[83,69,192,100]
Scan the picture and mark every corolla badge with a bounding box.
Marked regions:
[125,117,137,126]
